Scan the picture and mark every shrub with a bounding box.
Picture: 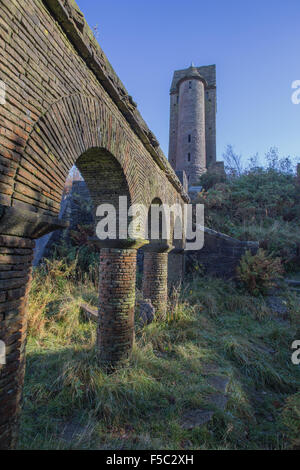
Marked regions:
[194,151,300,270]
[281,392,300,449]
[199,170,227,190]
[236,249,284,296]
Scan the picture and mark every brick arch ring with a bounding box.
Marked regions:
[10,92,142,217]
[0,92,186,449]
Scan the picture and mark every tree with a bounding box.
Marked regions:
[64,166,83,195]
[222,145,243,176]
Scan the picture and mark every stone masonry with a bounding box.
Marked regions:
[142,249,170,319]
[0,235,34,449]
[0,0,188,449]
[186,227,259,279]
[168,64,224,186]
[97,248,138,368]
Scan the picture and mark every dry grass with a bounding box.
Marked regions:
[19,260,300,450]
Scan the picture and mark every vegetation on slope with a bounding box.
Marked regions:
[19,259,300,450]
[198,148,300,271]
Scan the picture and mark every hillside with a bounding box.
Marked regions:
[19,260,300,450]
[197,150,300,272]
[17,150,300,450]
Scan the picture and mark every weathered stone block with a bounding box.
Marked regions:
[139,299,155,325]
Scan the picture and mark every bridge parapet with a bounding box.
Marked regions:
[44,0,189,202]
[0,0,189,449]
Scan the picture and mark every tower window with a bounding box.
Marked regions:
[189,81,192,89]
[188,134,191,142]
[188,153,191,162]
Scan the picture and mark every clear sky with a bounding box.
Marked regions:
[76,0,300,166]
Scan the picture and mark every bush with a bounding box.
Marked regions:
[195,151,300,270]
[281,392,300,449]
[236,249,284,296]
[199,170,227,190]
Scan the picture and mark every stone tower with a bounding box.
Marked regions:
[168,64,217,186]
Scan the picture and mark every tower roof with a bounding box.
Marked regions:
[170,64,216,93]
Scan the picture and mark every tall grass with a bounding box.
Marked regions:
[20,259,300,450]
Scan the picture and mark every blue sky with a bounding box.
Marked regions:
[77,0,300,166]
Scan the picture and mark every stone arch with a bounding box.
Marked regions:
[145,196,186,247]
[76,147,131,207]
[0,0,190,450]
[142,197,175,319]
[76,147,133,240]
[168,213,186,290]
[0,93,144,449]
[146,197,165,242]
[9,93,138,217]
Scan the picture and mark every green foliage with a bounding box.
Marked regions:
[237,249,284,296]
[199,170,226,191]
[46,183,97,276]
[196,149,300,270]
[69,224,95,247]
[222,144,243,176]
[49,237,99,284]
[19,263,300,450]
[281,392,300,449]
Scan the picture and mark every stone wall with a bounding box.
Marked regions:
[176,77,206,184]
[0,235,34,448]
[168,65,217,180]
[0,0,188,216]
[0,0,188,449]
[186,227,259,279]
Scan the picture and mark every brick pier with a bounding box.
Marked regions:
[96,240,147,368]
[98,248,137,367]
[0,207,68,449]
[142,244,174,319]
[0,235,34,449]
[0,0,188,449]
[168,248,185,290]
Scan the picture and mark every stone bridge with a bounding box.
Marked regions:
[0,0,189,449]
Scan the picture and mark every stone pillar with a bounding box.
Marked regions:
[0,235,34,450]
[142,243,174,319]
[177,77,206,185]
[168,248,185,290]
[0,205,68,450]
[95,239,148,368]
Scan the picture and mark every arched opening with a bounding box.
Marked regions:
[0,138,138,448]
[141,198,174,319]
[168,214,185,291]
[76,147,132,225]
[138,197,166,282]
[146,197,170,244]
[32,147,133,276]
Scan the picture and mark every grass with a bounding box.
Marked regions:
[18,260,300,450]
[197,160,300,272]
